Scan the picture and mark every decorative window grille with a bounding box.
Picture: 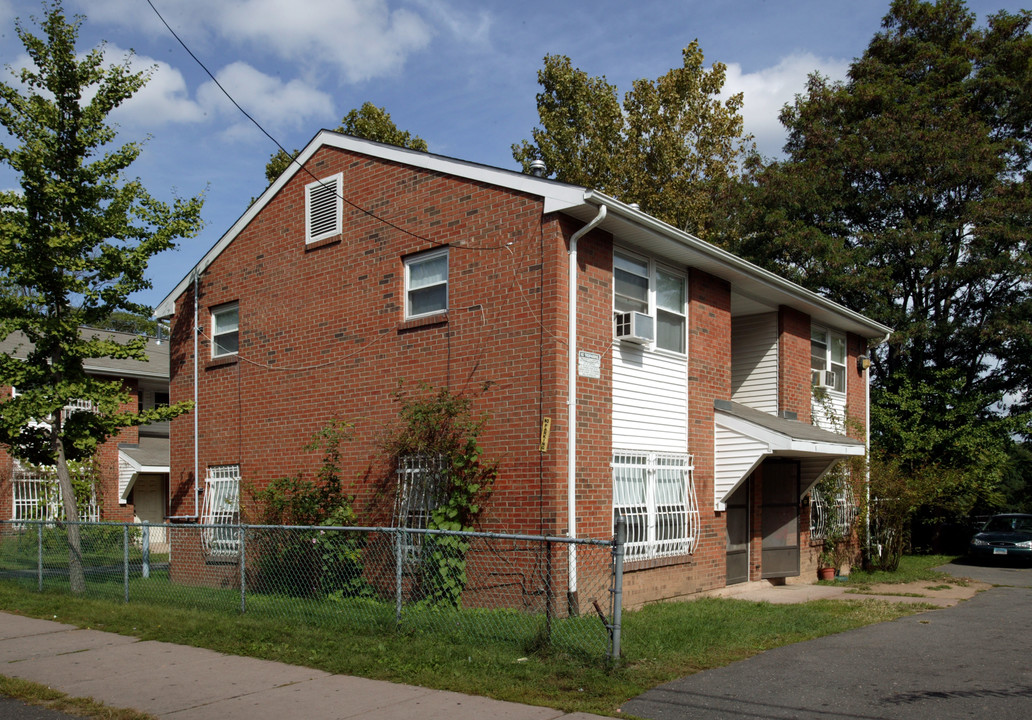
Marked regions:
[394,454,447,559]
[202,465,240,557]
[810,482,859,541]
[10,463,99,523]
[612,452,698,561]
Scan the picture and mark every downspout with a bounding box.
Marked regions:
[193,268,200,519]
[865,332,890,556]
[169,268,202,521]
[567,204,607,606]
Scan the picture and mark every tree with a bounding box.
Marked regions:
[265,101,428,183]
[512,43,755,240]
[742,0,1032,516]
[0,2,203,592]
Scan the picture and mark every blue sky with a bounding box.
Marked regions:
[0,0,1025,312]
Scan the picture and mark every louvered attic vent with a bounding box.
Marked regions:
[306,174,342,243]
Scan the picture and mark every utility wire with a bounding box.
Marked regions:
[145,0,515,252]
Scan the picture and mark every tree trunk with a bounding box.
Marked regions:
[55,438,86,594]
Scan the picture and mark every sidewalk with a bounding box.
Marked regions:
[0,613,609,720]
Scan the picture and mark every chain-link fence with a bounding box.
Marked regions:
[0,520,625,662]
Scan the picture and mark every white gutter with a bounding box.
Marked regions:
[567,204,607,599]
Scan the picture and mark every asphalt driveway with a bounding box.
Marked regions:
[621,561,1032,720]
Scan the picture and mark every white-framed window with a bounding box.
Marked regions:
[202,465,240,557]
[10,462,99,523]
[404,248,448,319]
[211,304,239,358]
[612,451,698,561]
[305,173,342,244]
[614,250,686,354]
[394,454,446,559]
[811,326,847,394]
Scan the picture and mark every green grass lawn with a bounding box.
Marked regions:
[0,558,949,717]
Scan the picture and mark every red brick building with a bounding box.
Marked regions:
[155,132,890,607]
[0,329,171,533]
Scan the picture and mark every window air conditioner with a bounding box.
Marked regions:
[821,370,837,389]
[614,311,655,345]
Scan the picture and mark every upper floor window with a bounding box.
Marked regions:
[211,304,239,358]
[405,248,448,319]
[614,250,686,354]
[811,326,846,393]
[305,173,343,244]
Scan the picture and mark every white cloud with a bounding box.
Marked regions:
[722,52,850,159]
[410,0,491,48]
[80,0,437,83]
[196,61,335,137]
[103,47,208,127]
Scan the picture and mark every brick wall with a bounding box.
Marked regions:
[168,147,596,549]
[778,306,812,423]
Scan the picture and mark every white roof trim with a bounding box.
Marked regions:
[716,410,867,458]
[155,132,586,318]
[118,448,169,502]
[579,191,893,340]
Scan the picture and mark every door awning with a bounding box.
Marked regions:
[118,436,170,502]
[714,400,865,510]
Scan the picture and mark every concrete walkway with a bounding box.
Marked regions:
[0,613,608,720]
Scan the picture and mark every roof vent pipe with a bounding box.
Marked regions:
[529,159,547,178]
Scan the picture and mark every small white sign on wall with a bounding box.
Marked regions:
[578,350,601,379]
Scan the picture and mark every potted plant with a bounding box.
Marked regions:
[817,537,837,580]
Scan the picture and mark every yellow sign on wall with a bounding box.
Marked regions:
[539,417,551,453]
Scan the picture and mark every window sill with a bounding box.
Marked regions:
[623,553,694,573]
[398,313,448,332]
[206,355,239,370]
[305,235,341,252]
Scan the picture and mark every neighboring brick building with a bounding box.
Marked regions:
[155,132,890,607]
[0,329,171,533]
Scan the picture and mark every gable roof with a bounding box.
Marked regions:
[0,328,169,381]
[155,131,891,340]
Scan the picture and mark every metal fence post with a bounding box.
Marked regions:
[141,523,150,579]
[123,524,130,603]
[611,514,626,663]
[239,525,247,614]
[395,529,404,627]
[36,521,43,592]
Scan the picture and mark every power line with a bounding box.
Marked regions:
[145,0,514,252]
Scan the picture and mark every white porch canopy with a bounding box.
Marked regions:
[713,400,865,511]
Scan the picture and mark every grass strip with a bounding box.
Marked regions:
[0,675,157,719]
[0,574,931,717]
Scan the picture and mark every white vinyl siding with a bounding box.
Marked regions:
[731,313,779,414]
[305,173,342,243]
[713,423,770,510]
[612,343,687,452]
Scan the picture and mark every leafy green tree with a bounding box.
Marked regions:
[0,2,203,592]
[742,0,1032,512]
[265,101,428,183]
[513,43,755,239]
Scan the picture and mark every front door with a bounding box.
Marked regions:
[761,461,800,579]
[725,480,750,585]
